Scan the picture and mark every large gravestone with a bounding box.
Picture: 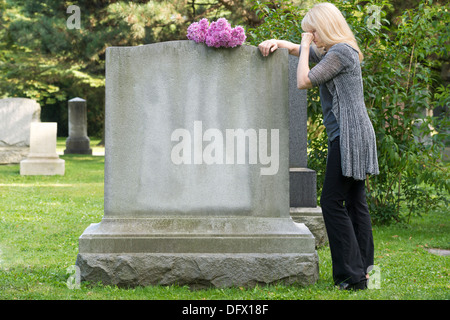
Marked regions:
[0,98,41,164]
[288,56,327,247]
[76,40,318,288]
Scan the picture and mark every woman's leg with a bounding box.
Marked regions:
[345,180,374,274]
[320,138,367,285]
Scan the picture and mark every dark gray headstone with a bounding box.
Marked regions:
[288,55,327,247]
[64,97,92,155]
[288,55,308,168]
[288,55,316,207]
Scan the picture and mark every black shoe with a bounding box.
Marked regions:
[338,279,367,291]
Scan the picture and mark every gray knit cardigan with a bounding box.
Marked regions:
[307,43,379,180]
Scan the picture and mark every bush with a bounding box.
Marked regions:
[247,0,449,224]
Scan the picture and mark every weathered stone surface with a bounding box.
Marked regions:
[0,147,29,165]
[76,252,319,289]
[103,42,288,216]
[0,98,40,164]
[291,207,328,248]
[76,40,318,287]
[78,217,315,254]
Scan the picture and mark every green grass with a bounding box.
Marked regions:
[0,143,449,300]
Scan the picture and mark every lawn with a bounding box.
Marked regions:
[0,140,449,300]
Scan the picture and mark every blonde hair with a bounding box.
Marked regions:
[301,2,363,62]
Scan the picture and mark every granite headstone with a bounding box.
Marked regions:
[0,98,40,164]
[64,97,92,155]
[288,55,327,247]
[76,40,319,288]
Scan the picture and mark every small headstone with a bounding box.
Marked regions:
[64,97,92,155]
[0,98,41,164]
[20,122,65,175]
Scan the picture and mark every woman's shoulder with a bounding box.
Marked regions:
[329,42,358,55]
[328,43,359,65]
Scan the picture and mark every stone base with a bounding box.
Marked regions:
[20,157,65,175]
[64,137,92,155]
[76,217,319,288]
[64,148,93,155]
[76,252,319,289]
[290,207,328,248]
[0,146,29,164]
[290,168,317,207]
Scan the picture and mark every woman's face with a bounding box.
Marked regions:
[310,30,325,49]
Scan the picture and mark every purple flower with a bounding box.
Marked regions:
[186,22,199,42]
[197,18,209,43]
[187,18,246,48]
[230,26,246,48]
[187,18,209,43]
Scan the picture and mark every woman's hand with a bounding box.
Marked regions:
[258,39,278,57]
[301,32,314,48]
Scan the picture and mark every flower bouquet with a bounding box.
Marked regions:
[187,18,246,48]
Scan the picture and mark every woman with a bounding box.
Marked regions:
[258,2,379,290]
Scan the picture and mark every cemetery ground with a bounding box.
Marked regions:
[0,139,448,300]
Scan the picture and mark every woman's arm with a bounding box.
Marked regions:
[297,33,314,89]
[258,39,300,56]
[308,44,351,86]
[257,35,315,89]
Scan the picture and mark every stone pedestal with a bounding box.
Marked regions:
[64,97,92,155]
[76,41,318,288]
[288,55,327,247]
[20,122,65,175]
[290,207,327,248]
[290,168,317,207]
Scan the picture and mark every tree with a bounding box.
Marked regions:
[0,0,257,137]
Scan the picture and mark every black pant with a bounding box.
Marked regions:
[320,137,374,285]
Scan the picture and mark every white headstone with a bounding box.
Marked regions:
[20,122,65,175]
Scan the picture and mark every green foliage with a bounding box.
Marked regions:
[0,0,257,137]
[1,0,122,136]
[247,0,450,224]
[1,0,448,224]
[361,0,449,224]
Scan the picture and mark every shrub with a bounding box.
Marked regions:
[247,0,449,224]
